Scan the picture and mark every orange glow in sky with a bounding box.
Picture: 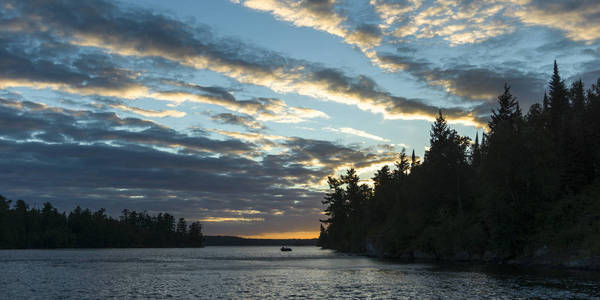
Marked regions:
[241,231,319,239]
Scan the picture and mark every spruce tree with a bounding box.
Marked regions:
[548,60,569,142]
[489,84,519,134]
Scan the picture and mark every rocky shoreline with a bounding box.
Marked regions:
[363,241,600,271]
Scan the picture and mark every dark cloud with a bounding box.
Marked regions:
[0,30,325,124]
[210,113,266,131]
[0,37,146,98]
[563,58,600,88]
[0,98,254,155]
[582,48,600,57]
[427,66,546,106]
[376,52,430,73]
[514,0,600,42]
[303,0,336,16]
[0,99,396,235]
[0,0,481,123]
[354,24,382,37]
[535,36,584,54]
[375,52,547,111]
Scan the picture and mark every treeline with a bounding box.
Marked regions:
[319,62,600,262]
[0,197,204,249]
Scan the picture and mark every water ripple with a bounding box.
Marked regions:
[1,247,599,299]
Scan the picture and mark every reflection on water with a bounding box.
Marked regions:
[1,246,599,299]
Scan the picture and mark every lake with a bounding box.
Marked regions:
[1,246,599,299]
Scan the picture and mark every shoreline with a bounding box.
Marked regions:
[352,244,600,271]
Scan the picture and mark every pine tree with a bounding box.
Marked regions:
[428,110,450,152]
[571,79,585,115]
[548,60,569,141]
[489,84,520,134]
[394,149,410,179]
[586,79,600,177]
[410,149,419,169]
[317,224,328,247]
[342,169,369,252]
[564,79,592,190]
[320,176,348,250]
[187,221,204,247]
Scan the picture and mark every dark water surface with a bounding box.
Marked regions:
[1,246,599,299]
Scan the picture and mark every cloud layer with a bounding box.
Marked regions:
[1,0,598,237]
[0,98,398,235]
[1,0,486,125]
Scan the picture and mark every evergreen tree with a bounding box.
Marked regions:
[410,149,418,169]
[564,79,591,190]
[0,197,204,249]
[187,221,204,247]
[319,62,600,260]
[176,218,187,235]
[548,60,569,142]
[320,176,348,249]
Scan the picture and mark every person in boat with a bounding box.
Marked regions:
[280,246,292,251]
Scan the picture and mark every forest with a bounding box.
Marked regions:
[0,198,204,248]
[318,62,600,263]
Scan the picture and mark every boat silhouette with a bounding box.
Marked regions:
[280,246,292,252]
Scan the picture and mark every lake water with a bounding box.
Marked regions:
[1,246,599,299]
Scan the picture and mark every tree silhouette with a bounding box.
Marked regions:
[318,61,600,261]
[0,199,204,249]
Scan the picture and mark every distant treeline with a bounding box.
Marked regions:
[0,198,203,249]
[204,235,317,246]
[319,62,600,262]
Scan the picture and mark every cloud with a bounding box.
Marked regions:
[325,127,390,142]
[512,0,600,42]
[371,0,515,45]
[210,113,266,131]
[209,128,290,143]
[111,104,186,118]
[372,52,546,108]
[423,66,547,105]
[240,0,382,49]
[242,230,318,239]
[0,28,326,125]
[153,90,328,124]
[0,98,254,155]
[0,97,406,235]
[2,0,483,125]
[224,209,262,215]
[0,98,402,235]
[1,0,597,237]
[0,45,148,99]
[200,217,264,222]
[370,0,422,28]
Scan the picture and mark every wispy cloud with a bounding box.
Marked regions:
[200,217,264,222]
[325,127,390,142]
[0,98,399,234]
[512,0,600,42]
[152,91,328,124]
[239,0,382,49]
[0,47,149,99]
[111,104,186,118]
[210,113,266,131]
[1,0,481,124]
[208,128,290,143]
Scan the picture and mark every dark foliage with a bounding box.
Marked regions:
[319,62,600,260]
[0,199,204,248]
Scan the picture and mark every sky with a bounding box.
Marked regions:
[1,0,599,238]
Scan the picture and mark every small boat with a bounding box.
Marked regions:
[280,246,292,252]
